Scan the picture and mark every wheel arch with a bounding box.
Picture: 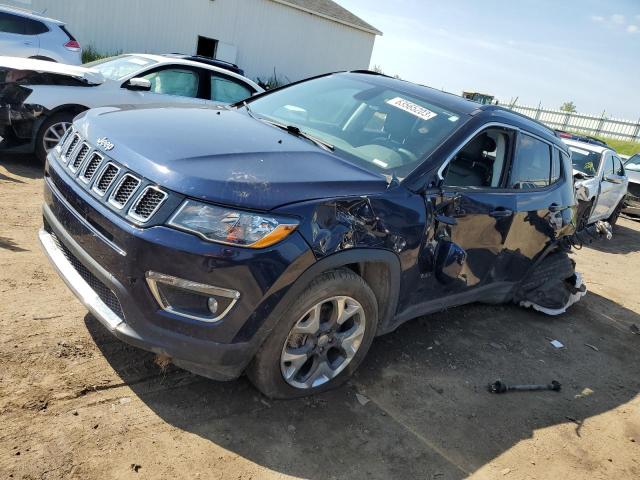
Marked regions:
[236,248,402,354]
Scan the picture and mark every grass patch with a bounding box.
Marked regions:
[594,137,640,156]
[82,45,120,64]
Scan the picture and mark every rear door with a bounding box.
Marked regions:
[0,11,39,58]
[592,153,617,219]
[505,132,574,269]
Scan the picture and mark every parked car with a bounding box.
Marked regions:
[555,130,608,147]
[0,4,81,64]
[564,139,628,229]
[623,154,640,216]
[41,72,584,398]
[0,54,263,162]
[165,54,245,76]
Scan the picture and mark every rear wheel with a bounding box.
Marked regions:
[35,112,74,164]
[607,201,624,228]
[576,199,593,231]
[247,269,378,399]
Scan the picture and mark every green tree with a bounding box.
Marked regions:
[560,101,577,113]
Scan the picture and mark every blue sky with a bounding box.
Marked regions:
[338,0,640,120]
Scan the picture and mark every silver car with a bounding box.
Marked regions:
[0,5,81,65]
[564,139,629,229]
[623,154,640,216]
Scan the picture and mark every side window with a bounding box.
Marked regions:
[603,154,615,176]
[613,156,624,176]
[0,12,26,34]
[142,68,199,97]
[210,75,252,103]
[23,18,48,35]
[443,128,512,188]
[550,148,561,184]
[510,134,551,189]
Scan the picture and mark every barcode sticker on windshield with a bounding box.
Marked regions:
[386,97,438,121]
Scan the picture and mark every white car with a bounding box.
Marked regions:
[0,54,263,161]
[564,138,629,228]
[0,4,81,64]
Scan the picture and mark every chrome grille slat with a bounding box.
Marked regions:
[80,153,103,184]
[108,174,141,209]
[69,143,91,173]
[128,187,168,223]
[58,131,169,223]
[62,134,80,163]
[92,163,120,196]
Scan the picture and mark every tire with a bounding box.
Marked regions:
[246,269,379,399]
[35,112,75,164]
[576,199,593,231]
[607,201,623,228]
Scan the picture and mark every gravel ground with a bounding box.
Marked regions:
[1,154,639,480]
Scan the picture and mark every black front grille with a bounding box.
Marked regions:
[94,164,119,195]
[111,175,140,207]
[131,188,167,221]
[81,153,103,182]
[64,135,80,159]
[70,144,90,171]
[51,232,125,320]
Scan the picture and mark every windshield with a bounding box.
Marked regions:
[624,154,640,172]
[246,75,466,178]
[83,55,157,81]
[569,146,601,176]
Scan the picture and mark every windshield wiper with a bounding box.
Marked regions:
[242,102,334,152]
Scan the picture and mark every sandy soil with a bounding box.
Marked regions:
[1,154,639,480]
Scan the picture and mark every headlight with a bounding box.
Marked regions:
[167,200,299,248]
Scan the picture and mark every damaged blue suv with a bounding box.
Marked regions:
[40,72,580,398]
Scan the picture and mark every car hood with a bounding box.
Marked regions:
[74,105,389,211]
[0,56,104,85]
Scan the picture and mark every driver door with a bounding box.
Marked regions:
[430,126,517,296]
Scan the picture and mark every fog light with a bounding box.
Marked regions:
[207,297,219,315]
[145,271,240,323]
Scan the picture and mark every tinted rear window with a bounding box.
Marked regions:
[0,12,47,35]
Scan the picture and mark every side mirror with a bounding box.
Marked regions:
[604,174,623,184]
[124,77,152,92]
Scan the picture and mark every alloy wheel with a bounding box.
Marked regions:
[42,121,71,152]
[280,295,366,389]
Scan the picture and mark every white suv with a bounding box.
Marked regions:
[1,54,263,162]
[0,5,81,65]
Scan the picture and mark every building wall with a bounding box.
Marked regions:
[6,0,376,82]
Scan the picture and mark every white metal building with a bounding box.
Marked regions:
[5,0,381,82]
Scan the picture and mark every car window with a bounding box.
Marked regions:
[613,156,624,176]
[625,155,640,172]
[551,147,561,184]
[143,68,199,97]
[0,12,26,34]
[247,75,466,179]
[23,18,47,35]
[603,154,615,176]
[210,75,252,103]
[569,146,600,176]
[85,55,158,80]
[443,128,512,188]
[510,134,552,189]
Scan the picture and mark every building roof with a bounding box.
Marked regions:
[270,0,382,35]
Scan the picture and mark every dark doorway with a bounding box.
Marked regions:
[197,35,218,58]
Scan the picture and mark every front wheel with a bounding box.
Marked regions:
[247,269,378,399]
[607,200,624,228]
[35,112,75,164]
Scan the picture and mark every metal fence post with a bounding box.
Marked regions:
[535,102,542,120]
[595,111,606,137]
[633,118,640,142]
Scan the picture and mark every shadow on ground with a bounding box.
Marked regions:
[0,154,41,181]
[585,220,640,254]
[85,291,640,479]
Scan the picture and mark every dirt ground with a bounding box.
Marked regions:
[1,154,639,480]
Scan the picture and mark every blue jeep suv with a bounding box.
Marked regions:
[40,72,577,398]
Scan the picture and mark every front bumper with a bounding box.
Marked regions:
[40,155,315,380]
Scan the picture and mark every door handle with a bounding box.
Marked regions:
[489,208,513,218]
[548,203,562,212]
